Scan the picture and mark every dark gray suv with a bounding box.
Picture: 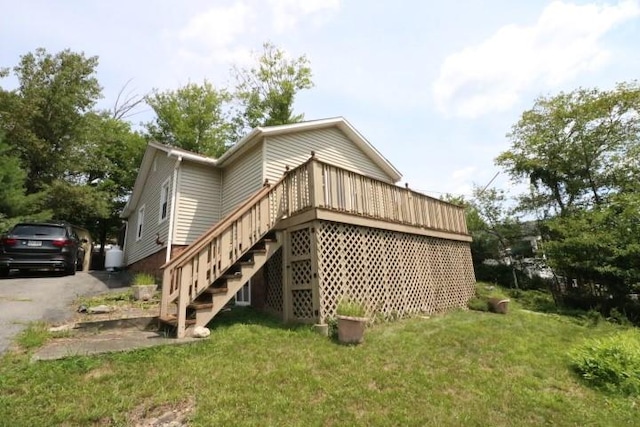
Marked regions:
[0,222,85,277]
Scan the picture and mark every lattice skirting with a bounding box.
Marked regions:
[264,247,283,315]
[316,221,476,322]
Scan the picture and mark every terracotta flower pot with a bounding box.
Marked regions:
[337,315,368,344]
[488,298,510,314]
[132,284,157,301]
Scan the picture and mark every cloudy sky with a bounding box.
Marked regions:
[2,0,639,198]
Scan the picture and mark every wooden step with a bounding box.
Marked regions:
[221,272,243,281]
[158,315,196,327]
[188,301,213,310]
[204,287,228,295]
[248,248,267,255]
[237,260,255,267]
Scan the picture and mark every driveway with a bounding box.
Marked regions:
[0,271,128,354]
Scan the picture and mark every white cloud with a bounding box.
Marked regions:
[268,0,341,32]
[433,0,640,118]
[178,2,254,59]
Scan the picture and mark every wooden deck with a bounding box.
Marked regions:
[160,155,471,337]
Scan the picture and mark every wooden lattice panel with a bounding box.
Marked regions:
[287,227,315,321]
[292,289,314,319]
[264,247,283,314]
[315,221,475,322]
[290,228,311,257]
[291,260,312,288]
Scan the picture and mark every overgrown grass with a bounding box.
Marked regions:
[14,322,50,350]
[75,289,159,311]
[570,330,640,396]
[1,304,639,426]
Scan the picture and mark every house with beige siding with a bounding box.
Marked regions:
[121,117,476,337]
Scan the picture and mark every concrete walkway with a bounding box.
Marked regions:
[32,329,200,361]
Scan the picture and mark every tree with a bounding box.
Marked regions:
[496,82,640,217]
[0,48,102,193]
[233,42,313,132]
[0,134,44,231]
[496,82,640,319]
[76,112,146,251]
[145,81,232,157]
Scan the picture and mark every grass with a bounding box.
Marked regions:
[75,289,159,311]
[1,289,639,426]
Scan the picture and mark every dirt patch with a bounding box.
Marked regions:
[128,397,195,427]
[83,363,115,380]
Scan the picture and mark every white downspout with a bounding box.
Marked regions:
[165,155,182,263]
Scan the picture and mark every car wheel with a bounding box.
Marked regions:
[65,263,76,276]
[0,267,9,278]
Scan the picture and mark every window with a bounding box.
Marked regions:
[235,280,251,306]
[159,178,170,222]
[136,205,145,241]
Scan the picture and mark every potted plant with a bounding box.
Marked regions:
[131,273,158,301]
[335,297,369,344]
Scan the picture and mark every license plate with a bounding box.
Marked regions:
[27,240,42,247]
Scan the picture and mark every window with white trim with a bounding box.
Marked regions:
[136,205,145,241]
[159,178,170,223]
[235,280,251,306]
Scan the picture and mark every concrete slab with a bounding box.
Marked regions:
[32,330,202,361]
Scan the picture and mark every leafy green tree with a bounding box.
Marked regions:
[0,48,102,193]
[145,81,232,157]
[496,82,640,217]
[76,112,146,250]
[0,135,45,230]
[233,42,313,132]
[496,81,640,318]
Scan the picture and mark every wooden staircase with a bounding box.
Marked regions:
[158,159,313,338]
[159,233,281,336]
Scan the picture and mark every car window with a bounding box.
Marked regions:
[12,225,66,237]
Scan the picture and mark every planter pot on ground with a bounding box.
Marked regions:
[132,284,158,301]
[488,298,510,314]
[336,315,368,344]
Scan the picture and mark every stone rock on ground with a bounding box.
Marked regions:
[192,326,210,338]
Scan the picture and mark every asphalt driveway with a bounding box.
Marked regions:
[0,270,128,353]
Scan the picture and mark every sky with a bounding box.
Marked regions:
[1,0,639,199]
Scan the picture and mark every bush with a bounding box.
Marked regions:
[509,289,556,312]
[569,330,640,395]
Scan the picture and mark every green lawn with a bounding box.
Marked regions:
[1,291,639,426]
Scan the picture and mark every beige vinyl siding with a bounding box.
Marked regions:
[221,143,263,216]
[264,128,393,185]
[124,152,174,265]
[174,163,222,245]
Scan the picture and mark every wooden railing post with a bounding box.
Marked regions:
[405,183,416,225]
[308,159,324,208]
[160,266,172,318]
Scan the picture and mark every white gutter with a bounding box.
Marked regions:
[165,155,182,263]
[121,221,128,264]
[167,149,217,166]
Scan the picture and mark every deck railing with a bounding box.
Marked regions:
[307,159,468,235]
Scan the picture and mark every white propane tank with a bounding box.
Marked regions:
[104,245,124,271]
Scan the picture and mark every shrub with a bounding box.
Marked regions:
[569,330,640,395]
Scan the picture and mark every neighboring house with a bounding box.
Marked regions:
[121,117,476,337]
